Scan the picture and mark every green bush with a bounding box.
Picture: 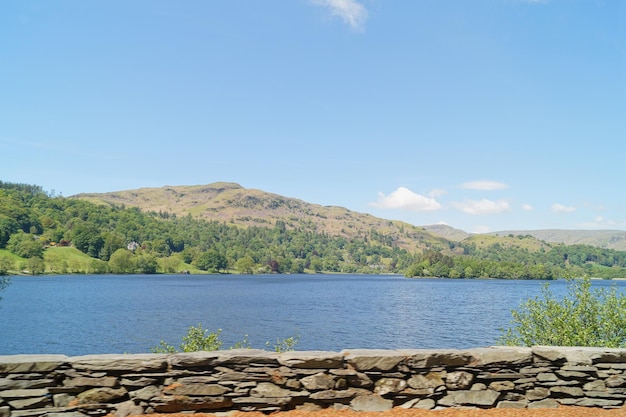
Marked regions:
[499,277,626,347]
[151,324,298,353]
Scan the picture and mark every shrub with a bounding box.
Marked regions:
[498,277,626,347]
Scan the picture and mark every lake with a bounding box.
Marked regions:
[1,274,624,356]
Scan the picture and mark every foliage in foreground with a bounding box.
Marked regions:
[498,277,626,347]
[151,324,299,353]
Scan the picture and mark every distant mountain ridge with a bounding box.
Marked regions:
[73,182,626,251]
[73,182,449,252]
[489,229,626,251]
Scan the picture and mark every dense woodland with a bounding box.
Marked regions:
[2,181,626,279]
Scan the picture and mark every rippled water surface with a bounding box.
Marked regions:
[1,274,623,355]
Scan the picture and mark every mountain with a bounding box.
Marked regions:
[422,224,470,242]
[73,182,450,252]
[489,229,626,251]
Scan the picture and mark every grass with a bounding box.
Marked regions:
[44,246,97,273]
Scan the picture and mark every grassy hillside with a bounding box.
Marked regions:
[490,229,626,251]
[74,182,449,253]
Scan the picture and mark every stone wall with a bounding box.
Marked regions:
[2,346,626,417]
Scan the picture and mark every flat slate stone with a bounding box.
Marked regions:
[350,394,393,412]
[278,351,343,369]
[70,354,167,372]
[343,350,405,371]
[399,349,472,368]
[470,347,533,366]
[0,355,67,373]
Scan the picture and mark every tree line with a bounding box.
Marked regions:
[2,181,626,279]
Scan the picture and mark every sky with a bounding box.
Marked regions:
[1,0,625,234]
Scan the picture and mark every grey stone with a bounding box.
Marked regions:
[64,376,118,388]
[8,397,51,410]
[537,372,558,382]
[550,386,584,397]
[561,365,598,372]
[76,387,127,404]
[300,373,335,391]
[169,351,222,368]
[310,388,368,400]
[438,390,500,407]
[153,395,234,412]
[497,401,528,409]
[71,354,168,372]
[470,347,533,366]
[250,382,292,398]
[584,380,607,391]
[576,398,623,407]
[120,377,159,388]
[0,378,54,390]
[344,350,404,371]
[401,349,472,368]
[407,372,444,390]
[164,383,229,396]
[217,349,279,366]
[53,393,74,407]
[41,413,88,417]
[0,389,49,399]
[374,378,407,395]
[532,347,566,362]
[526,387,550,401]
[412,398,436,410]
[606,376,626,388]
[350,394,393,412]
[231,396,289,406]
[0,406,9,417]
[489,381,515,391]
[557,370,590,379]
[446,371,474,389]
[0,355,67,373]
[346,372,373,388]
[528,398,560,408]
[129,385,161,401]
[278,351,343,369]
[113,400,144,417]
[401,398,437,409]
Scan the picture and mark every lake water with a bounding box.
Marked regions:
[1,274,624,356]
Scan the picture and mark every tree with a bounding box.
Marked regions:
[235,256,255,274]
[499,277,626,347]
[7,231,43,258]
[109,248,136,274]
[195,250,227,272]
[0,254,15,275]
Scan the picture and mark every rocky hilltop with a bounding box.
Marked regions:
[74,182,449,252]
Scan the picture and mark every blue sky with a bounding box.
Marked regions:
[1,1,624,233]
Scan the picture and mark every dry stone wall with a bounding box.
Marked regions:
[2,346,626,417]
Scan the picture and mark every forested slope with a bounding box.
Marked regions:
[2,181,626,279]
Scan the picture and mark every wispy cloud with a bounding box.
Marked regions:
[522,204,534,211]
[370,187,442,211]
[311,0,368,31]
[552,203,576,214]
[455,199,511,215]
[460,180,509,191]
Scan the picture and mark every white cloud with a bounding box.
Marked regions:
[552,203,576,214]
[455,199,511,215]
[522,204,533,211]
[370,187,442,211]
[311,0,368,31]
[460,180,508,191]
